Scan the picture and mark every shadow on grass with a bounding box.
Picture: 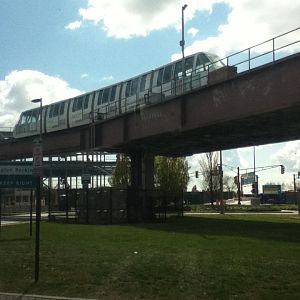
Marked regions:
[133,215,300,243]
[0,237,31,243]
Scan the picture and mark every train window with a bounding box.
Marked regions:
[140,74,147,92]
[157,68,164,86]
[53,104,59,117]
[102,88,110,104]
[196,53,210,71]
[59,102,65,115]
[110,85,117,102]
[26,113,31,123]
[125,81,131,97]
[185,56,194,75]
[84,95,89,109]
[96,90,103,105]
[21,111,31,124]
[72,99,77,112]
[72,97,83,112]
[49,106,54,118]
[77,97,83,110]
[31,111,38,123]
[206,53,225,68]
[131,78,138,95]
[20,114,26,124]
[174,61,183,78]
[163,65,172,83]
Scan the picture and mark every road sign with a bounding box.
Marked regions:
[0,162,35,188]
[263,185,281,195]
[241,172,255,185]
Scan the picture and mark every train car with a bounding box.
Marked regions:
[13,106,48,138]
[13,51,225,139]
[68,92,93,128]
[45,99,69,133]
[93,83,122,121]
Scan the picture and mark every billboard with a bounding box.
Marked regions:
[263,185,281,195]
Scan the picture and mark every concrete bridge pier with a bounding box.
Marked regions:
[128,151,155,222]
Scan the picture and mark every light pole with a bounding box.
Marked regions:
[31,97,42,282]
[180,4,188,59]
[32,98,43,142]
[180,4,188,93]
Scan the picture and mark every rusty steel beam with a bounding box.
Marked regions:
[0,53,300,160]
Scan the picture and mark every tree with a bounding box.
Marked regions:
[108,154,131,187]
[198,152,219,205]
[109,154,190,194]
[223,174,236,192]
[154,156,190,194]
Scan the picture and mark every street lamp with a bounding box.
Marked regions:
[180,4,188,59]
[31,97,42,282]
[31,98,43,142]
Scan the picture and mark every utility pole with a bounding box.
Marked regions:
[219,151,224,214]
[237,167,241,205]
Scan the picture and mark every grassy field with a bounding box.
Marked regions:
[0,214,300,299]
[185,203,298,213]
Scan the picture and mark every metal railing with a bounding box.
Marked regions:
[90,27,300,122]
[223,26,300,72]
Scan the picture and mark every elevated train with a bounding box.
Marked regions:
[13,52,225,139]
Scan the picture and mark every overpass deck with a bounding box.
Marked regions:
[0,28,300,159]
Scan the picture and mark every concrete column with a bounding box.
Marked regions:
[128,150,154,222]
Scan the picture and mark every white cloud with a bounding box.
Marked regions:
[179,0,300,59]
[0,70,82,127]
[65,20,82,30]
[81,73,89,78]
[69,0,218,39]
[188,27,199,38]
[99,75,113,83]
[270,141,300,172]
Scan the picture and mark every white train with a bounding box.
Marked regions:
[13,52,225,138]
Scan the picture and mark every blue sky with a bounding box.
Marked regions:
[1,0,300,191]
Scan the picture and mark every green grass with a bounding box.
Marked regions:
[1,215,300,299]
[186,203,298,213]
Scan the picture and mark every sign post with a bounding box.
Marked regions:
[33,139,43,283]
[82,174,91,224]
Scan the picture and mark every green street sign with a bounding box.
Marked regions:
[241,172,255,185]
[0,175,35,188]
[0,162,35,188]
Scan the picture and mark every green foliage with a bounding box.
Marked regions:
[108,154,131,187]
[154,156,189,194]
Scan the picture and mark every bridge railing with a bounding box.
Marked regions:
[91,27,300,122]
[223,26,300,73]
[0,127,13,141]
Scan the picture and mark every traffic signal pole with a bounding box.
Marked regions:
[237,167,241,205]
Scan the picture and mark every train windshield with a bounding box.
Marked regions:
[20,109,39,124]
[206,53,225,68]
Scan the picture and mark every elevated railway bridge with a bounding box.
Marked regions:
[1,28,300,221]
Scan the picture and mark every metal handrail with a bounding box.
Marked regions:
[91,27,300,122]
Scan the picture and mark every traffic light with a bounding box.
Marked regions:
[251,182,257,194]
[281,165,285,174]
[195,171,199,178]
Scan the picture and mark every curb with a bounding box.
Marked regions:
[0,293,97,300]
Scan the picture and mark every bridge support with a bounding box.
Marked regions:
[128,151,155,222]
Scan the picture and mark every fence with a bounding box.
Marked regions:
[51,187,184,224]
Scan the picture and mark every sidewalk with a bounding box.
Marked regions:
[0,292,96,300]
